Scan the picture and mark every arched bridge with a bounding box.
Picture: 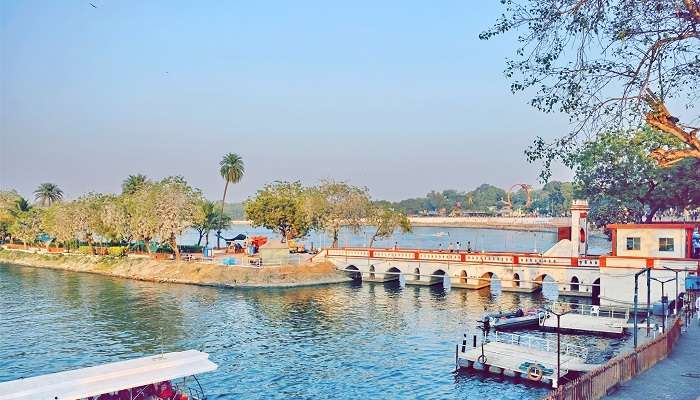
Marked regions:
[317,247,602,297]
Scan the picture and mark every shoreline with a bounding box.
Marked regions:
[0,249,352,289]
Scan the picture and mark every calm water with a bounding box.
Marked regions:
[1,253,626,399]
[187,225,612,255]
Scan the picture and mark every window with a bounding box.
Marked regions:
[659,238,674,252]
[626,237,641,251]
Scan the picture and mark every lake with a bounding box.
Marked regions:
[1,228,624,400]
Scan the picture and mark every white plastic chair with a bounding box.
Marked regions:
[590,305,600,316]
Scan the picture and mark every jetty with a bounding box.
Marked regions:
[456,331,597,388]
[539,302,630,336]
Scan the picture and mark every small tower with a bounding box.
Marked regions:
[570,200,590,256]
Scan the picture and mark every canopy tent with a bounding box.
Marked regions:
[216,233,246,242]
[0,350,217,400]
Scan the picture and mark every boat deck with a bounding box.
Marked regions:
[540,313,626,336]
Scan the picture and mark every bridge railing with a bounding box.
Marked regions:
[492,331,588,361]
[542,318,682,400]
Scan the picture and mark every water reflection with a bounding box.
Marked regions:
[0,263,626,399]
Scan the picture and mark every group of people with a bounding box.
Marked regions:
[437,241,473,253]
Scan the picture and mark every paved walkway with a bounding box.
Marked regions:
[606,319,700,400]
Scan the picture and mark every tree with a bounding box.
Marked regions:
[218,153,245,248]
[575,128,700,226]
[9,209,43,247]
[0,191,23,241]
[192,200,231,247]
[245,181,310,242]
[121,174,149,195]
[41,202,79,249]
[303,181,372,248]
[123,182,160,253]
[367,206,412,248]
[34,183,63,207]
[151,177,203,261]
[482,0,700,179]
[468,184,507,211]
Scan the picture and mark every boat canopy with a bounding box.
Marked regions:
[0,350,217,400]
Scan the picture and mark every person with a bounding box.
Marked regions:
[393,241,398,250]
[467,241,472,253]
[696,296,700,326]
[448,242,454,253]
[456,241,461,252]
[438,243,443,252]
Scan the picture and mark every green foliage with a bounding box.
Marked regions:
[121,174,149,195]
[245,181,310,241]
[482,1,700,180]
[575,128,700,226]
[107,246,128,257]
[192,200,230,246]
[367,206,412,247]
[9,208,43,246]
[78,245,94,255]
[303,180,373,247]
[34,183,63,207]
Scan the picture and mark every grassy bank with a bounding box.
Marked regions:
[0,248,351,288]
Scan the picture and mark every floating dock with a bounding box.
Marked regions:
[456,332,597,388]
[538,302,629,336]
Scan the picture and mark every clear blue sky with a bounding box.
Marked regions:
[0,0,572,202]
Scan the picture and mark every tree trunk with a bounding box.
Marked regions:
[645,206,661,223]
[145,238,152,254]
[204,230,210,247]
[218,180,230,249]
[196,230,204,247]
[171,234,180,261]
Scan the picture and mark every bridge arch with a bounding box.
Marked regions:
[479,272,498,287]
[346,265,361,280]
[570,276,580,292]
[592,278,601,305]
[459,270,468,284]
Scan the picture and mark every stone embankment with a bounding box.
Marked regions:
[0,248,351,288]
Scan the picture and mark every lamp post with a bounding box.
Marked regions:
[662,266,680,315]
[650,276,676,332]
[544,306,571,388]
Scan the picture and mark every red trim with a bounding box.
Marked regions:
[646,258,654,268]
[608,223,699,230]
[368,250,374,258]
[686,228,693,259]
[513,255,519,264]
[571,257,578,266]
[599,256,606,267]
[611,229,617,256]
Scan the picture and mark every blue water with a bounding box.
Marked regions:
[186,225,612,255]
[0,256,626,399]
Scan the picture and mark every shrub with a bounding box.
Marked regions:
[78,246,94,255]
[108,246,127,257]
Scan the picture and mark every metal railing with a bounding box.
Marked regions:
[551,302,630,320]
[492,331,589,361]
[542,318,682,400]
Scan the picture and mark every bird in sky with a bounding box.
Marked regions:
[89,3,97,8]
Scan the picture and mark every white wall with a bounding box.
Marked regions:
[616,228,687,258]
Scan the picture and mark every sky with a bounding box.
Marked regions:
[0,1,573,203]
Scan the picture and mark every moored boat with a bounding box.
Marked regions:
[482,308,545,330]
[0,350,218,400]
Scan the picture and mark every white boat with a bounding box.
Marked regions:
[0,350,218,400]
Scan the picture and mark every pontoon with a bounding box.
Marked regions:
[0,350,218,400]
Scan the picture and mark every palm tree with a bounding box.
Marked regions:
[217,153,244,248]
[34,183,63,207]
[122,174,149,194]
